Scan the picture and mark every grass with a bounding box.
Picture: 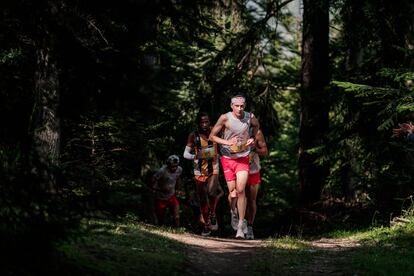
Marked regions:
[253,236,343,275]
[253,214,414,275]
[253,236,315,275]
[56,209,414,275]
[345,220,414,275]
[57,217,188,275]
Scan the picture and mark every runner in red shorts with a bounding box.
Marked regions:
[152,155,182,227]
[183,112,223,236]
[246,129,268,239]
[209,94,259,239]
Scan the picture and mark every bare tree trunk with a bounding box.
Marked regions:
[30,22,61,193]
[298,0,330,206]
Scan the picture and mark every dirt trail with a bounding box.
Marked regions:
[299,238,362,275]
[161,232,361,275]
[162,232,265,275]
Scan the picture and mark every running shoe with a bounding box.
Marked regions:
[230,208,238,231]
[201,227,211,237]
[242,219,248,234]
[235,222,245,239]
[246,225,254,240]
[209,214,219,231]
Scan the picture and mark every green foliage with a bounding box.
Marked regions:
[0,48,22,64]
[260,88,300,214]
[327,68,414,209]
[329,0,414,211]
[0,145,81,275]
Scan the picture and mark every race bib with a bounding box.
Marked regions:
[199,145,216,159]
[229,143,248,153]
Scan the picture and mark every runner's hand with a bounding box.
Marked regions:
[246,137,255,146]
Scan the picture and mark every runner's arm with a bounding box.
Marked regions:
[183,132,196,159]
[255,129,268,156]
[246,114,260,146]
[209,114,237,146]
[183,146,195,159]
[250,113,260,138]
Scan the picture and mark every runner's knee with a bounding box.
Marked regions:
[236,188,245,196]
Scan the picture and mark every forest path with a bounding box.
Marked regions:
[160,232,361,275]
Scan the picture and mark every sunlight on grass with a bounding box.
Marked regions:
[268,236,310,250]
[324,229,360,238]
[57,218,188,275]
[56,213,414,275]
[252,236,317,275]
[345,217,414,275]
[255,215,414,275]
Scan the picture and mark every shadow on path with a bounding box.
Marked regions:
[160,232,363,275]
[161,232,267,275]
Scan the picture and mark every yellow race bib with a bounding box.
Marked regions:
[229,143,248,153]
[199,145,216,159]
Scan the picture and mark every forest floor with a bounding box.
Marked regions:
[160,231,361,275]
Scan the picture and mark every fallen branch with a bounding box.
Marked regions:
[391,216,411,226]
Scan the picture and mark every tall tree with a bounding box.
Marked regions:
[298,0,330,206]
[325,0,414,209]
[30,2,61,192]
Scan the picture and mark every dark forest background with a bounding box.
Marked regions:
[1,0,414,273]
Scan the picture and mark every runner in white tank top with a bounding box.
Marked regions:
[209,95,259,239]
[220,111,252,159]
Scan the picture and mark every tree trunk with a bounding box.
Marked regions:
[299,0,330,206]
[30,19,61,193]
[341,0,365,73]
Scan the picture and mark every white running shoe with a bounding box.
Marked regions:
[230,208,239,231]
[246,226,254,240]
[242,219,248,234]
[235,224,245,239]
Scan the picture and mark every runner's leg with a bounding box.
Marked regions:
[207,174,219,214]
[155,199,167,226]
[245,184,259,225]
[226,180,237,210]
[235,170,248,225]
[196,180,210,229]
[171,197,180,227]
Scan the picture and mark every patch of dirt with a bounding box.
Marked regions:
[302,238,362,275]
[286,237,362,275]
[310,237,360,250]
[160,232,362,275]
[161,232,266,275]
